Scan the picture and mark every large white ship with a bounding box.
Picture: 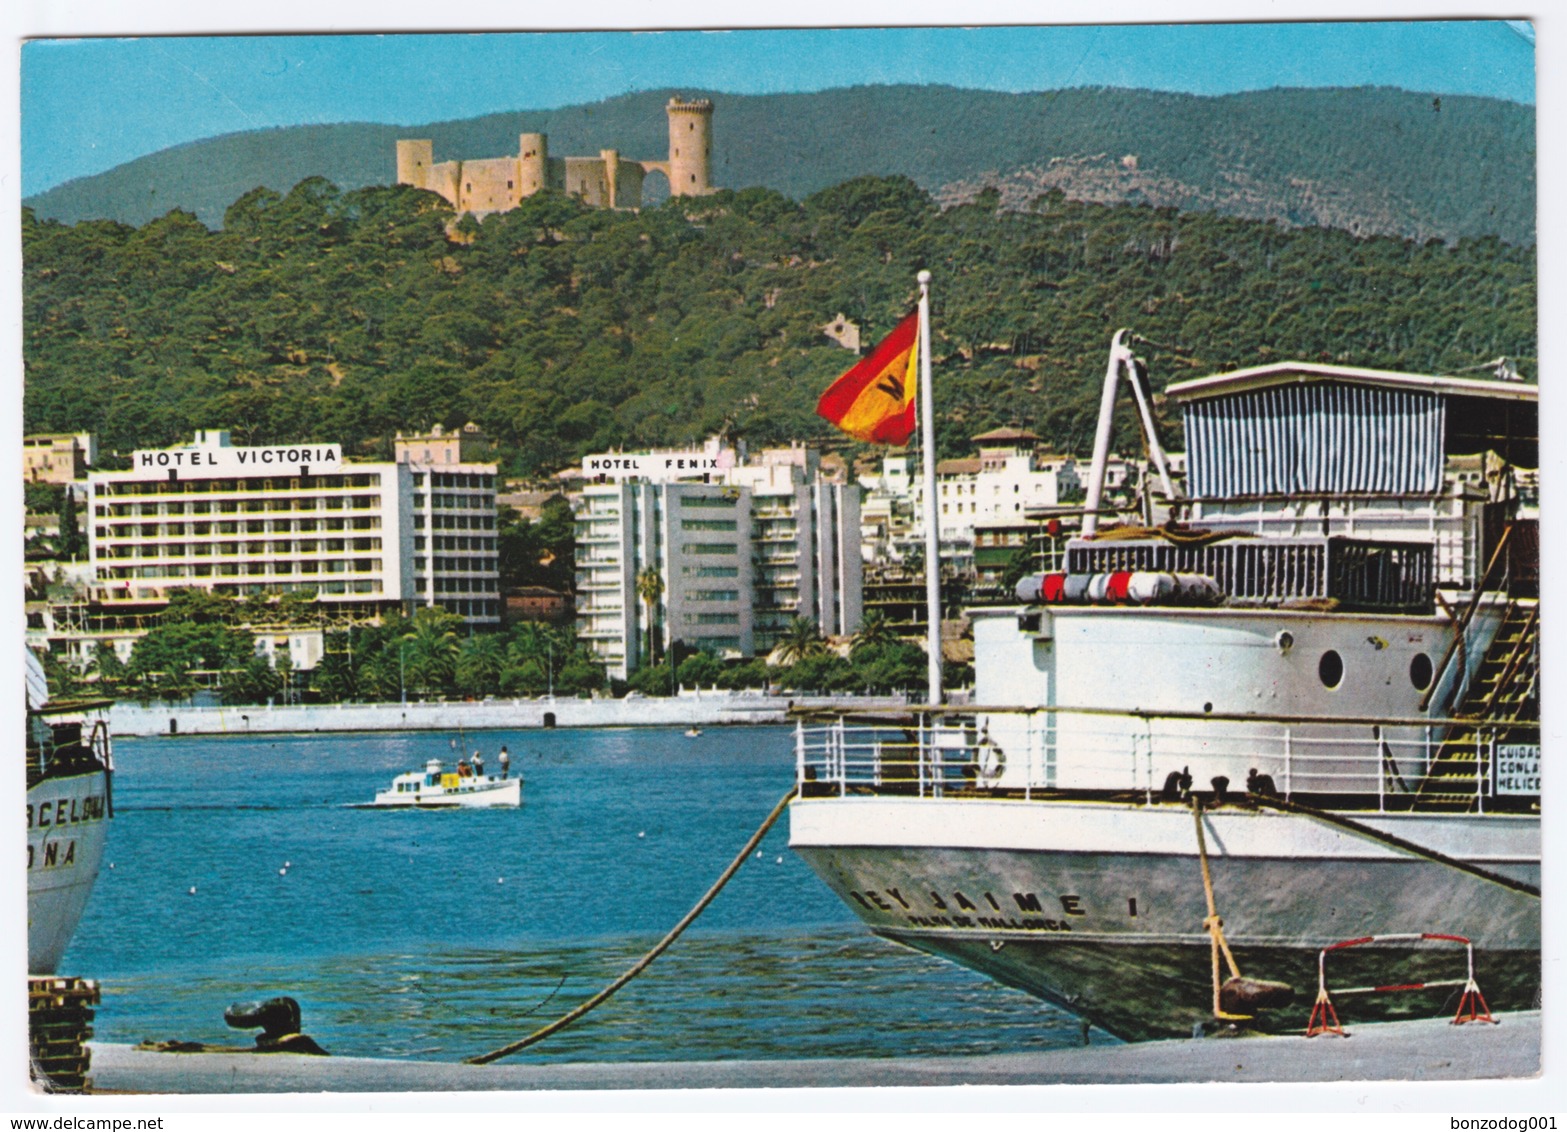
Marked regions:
[27,649,114,975]
[790,339,1539,1040]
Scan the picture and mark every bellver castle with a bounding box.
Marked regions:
[396,97,715,215]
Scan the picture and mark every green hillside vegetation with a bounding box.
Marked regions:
[23,176,1536,475]
[24,86,1535,244]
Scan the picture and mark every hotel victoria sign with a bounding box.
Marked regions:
[128,443,344,479]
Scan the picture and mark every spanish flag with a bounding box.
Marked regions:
[816,310,919,445]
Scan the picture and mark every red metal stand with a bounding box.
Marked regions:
[1305,989,1344,1037]
[1453,978,1497,1025]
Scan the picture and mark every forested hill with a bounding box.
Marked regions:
[24,85,1534,244]
[22,177,1536,475]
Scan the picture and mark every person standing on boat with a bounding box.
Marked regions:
[472,750,485,779]
[498,746,510,780]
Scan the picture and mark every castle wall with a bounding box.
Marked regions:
[601,150,621,208]
[427,161,462,209]
[456,156,523,215]
[395,98,714,214]
[561,156,613,208]
[613,158,648,209]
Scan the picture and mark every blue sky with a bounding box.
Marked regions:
[20,20,1535,197]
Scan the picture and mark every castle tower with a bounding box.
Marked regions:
[518,132,549,196]
[665,98,714,197]
[601,149,621,209]
[396,139,434,191]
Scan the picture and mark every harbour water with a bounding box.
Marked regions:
[65,725,1090,1064]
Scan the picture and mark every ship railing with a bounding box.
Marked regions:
[794,708,1533,811]
[1179,495,1479,587]
[796,716,969,800]
[1421,523,1514,714]
[26,701,114,788]
[1065,533,1437,612]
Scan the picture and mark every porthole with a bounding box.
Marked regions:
[1410,653,1433,691]
[1318,650,1344,689]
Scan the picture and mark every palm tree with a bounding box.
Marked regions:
[401,606,463,699]
[776,616,828,666]
[636,566,664,668]
[88,641,126,693]
[508,622,547,664]
[850,609,898,655]
[454,634,506,698]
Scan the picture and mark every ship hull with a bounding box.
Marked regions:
[877,931,1537,1041]
[27,769,111,975]
[790,796,1539,1041]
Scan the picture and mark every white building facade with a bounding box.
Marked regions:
[574,442,861,680]
[861,429,1084,571]
[86,429,500,626]
[396,424,502,624]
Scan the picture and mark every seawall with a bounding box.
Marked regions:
[108,692,912,737]
[84,1010,1542,1091]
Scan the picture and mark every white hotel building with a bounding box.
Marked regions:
[861,429,1085,569]
[86,428,500,625]
[574,440,861,680]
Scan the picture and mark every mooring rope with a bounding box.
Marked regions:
[1191,798,1253,1022]
[1263,795,1540,899]
[464,786,798,1065]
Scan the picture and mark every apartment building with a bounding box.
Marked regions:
[574,440,861,680]
[395,423,502,623]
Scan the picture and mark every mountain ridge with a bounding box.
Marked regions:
[25,84,1535,243]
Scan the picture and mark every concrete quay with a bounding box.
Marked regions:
[87,1011,1539,1093]
[108,692,911,738]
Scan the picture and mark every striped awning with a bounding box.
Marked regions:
[1182,382,1446,498]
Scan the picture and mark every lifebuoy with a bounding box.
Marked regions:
[975,740,1006,782]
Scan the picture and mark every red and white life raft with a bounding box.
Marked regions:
[1015,571,1224,607]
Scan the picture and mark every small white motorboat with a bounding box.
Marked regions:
[685,727,703,737]
[360,758,521,809]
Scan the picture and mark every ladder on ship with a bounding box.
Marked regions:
[1416,598,1539,811]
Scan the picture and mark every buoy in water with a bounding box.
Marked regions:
[188,886,197,895]
[278,868,287,876]
[638,831,645,839]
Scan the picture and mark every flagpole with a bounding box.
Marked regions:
[917,270,942,705]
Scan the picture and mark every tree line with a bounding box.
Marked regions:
[23,173,1536,480]
[40,592,956,705]
[47,591,609,706]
